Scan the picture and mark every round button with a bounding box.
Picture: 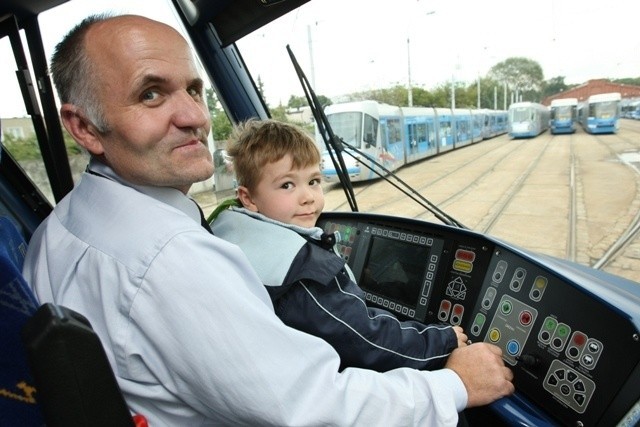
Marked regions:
[506,340,520,355]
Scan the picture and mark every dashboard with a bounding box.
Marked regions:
[317,211,640,426]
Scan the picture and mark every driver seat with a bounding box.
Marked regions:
[0,216,147,427]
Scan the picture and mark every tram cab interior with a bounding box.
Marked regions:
[1,0,640,426]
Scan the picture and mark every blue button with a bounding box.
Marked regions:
[507,340,520,355]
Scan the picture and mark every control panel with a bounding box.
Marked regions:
[318,211,640,426]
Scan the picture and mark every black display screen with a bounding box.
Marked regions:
[358,235,430,308]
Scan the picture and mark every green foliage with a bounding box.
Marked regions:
[287,94,332,109]
[206,88,233,141]
[488,57,544,94]
[270,104,289,121]
[612,77,640,86]
[288,95,307,109]
[2,129,81,161]
[540,76,579,100]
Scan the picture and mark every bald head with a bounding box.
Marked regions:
[52,13,213,192]
[50,14,191,133]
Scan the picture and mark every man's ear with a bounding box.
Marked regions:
[236,186,259,212]
[59,104,105,156]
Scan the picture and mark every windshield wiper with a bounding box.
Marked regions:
[287,45,358,212]
[286,45,465,229]
[332,139,466,228]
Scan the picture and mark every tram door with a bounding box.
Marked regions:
[379,117,402,171]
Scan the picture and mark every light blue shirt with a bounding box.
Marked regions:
[23,161,466,426]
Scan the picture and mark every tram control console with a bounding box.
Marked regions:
[317,211,640,427]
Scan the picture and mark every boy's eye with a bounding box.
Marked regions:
[280,182,293,189]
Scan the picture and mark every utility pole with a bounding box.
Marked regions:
[307,25,316,89]
[406,10,435,107]
[407,38,413,107]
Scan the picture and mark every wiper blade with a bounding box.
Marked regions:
[286,45,358,212]
[332,140,467,229]
[286,45,464,228]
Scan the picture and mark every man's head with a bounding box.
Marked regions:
[51,14,213,193]
[228,119,324,228]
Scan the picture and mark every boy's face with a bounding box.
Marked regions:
[238,154,324,228]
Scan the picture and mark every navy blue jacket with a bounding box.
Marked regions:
[212,208,458,372]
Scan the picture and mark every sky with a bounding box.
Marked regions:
[238,0,640,106]
[1,0,639,117]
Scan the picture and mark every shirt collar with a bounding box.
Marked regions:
[87,158,201,225]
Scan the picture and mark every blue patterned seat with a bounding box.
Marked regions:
[0,216,45,426]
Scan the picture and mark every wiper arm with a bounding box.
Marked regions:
[286,45,464,228]
[334,140,467,229]
[286,45,358,212]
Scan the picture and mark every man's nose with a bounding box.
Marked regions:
[173,91,210,129]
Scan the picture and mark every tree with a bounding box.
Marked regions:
[541,76,570,100]
[256,75,266,104]
[205,88,233,141]
[287,95,307,110]
[612,77,640,86]
[287,94,332,109]
[488,57,544,102]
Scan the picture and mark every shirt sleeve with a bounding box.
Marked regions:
[126,231,467,426]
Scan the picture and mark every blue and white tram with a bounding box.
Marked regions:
[621,99,640,119]
[320,101,506,183]
[507,102,550,138]
[579,92,622,134]
[632,101,640,120]
[479,109,504,139]
[549,98,578,134]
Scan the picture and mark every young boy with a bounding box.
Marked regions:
[210,119,467,371]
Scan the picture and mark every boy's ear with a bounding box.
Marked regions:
[236,186,259,212]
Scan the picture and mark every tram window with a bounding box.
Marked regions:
[0,1,229,201]
[363,114,378,146]
[386,118,401,143]
[416,123,427,144]
[0,36,58,204]
[592,101,617,118]
[327,112,363,146]
[359,235,429,308]
[510,108,532,122]
[441,121,451,136]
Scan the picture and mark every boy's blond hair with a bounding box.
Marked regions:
[227,119,321,191]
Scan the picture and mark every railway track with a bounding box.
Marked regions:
[197,120,640,284]
[588,127,640,271]
[319,120,640,284]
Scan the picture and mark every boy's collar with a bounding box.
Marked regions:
[231,206,327,241]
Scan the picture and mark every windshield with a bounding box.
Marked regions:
[591,101,618,118]
[327,112,363,146]
[551,105,574,119]
[510,108,534,122]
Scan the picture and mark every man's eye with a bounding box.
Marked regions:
[142,90,159,102]
[188,87,203,98]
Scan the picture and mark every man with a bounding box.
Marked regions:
[23,13,514,426]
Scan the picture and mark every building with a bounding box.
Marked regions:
[0,117,35,140]
[543,79,640,105]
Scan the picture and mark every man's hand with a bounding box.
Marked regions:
[445,342,515,407]
[452,326,468,348]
